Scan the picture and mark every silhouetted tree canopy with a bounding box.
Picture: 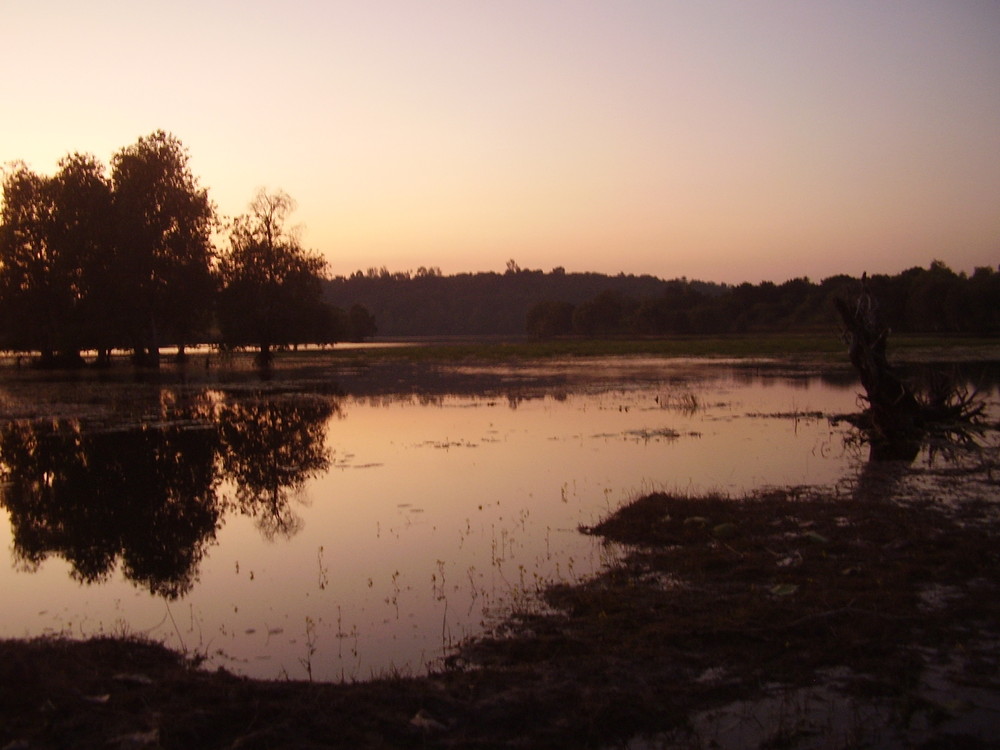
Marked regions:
[2,135,996,357]
[526,300,575,337]
[345,303,378,342]
[110,131,216,365]
[216,189,332,365]
[0,155,113,365]
[1,134,367,365]
[325,267,708,337]
[327,262,998,338]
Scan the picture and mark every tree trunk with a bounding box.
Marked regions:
[835,277,922,446]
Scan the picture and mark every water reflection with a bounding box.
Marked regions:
[218,396,337,539]
[838,360,1000,493]
[0,357,995,680]
[0,390,339,597]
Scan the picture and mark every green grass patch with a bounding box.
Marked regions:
[326,335,842,362]
[325,333,999,363]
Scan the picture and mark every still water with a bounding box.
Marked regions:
[0,356,936,681]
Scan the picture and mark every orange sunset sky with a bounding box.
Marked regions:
[3,1,999,284]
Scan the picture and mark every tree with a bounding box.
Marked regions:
[217,189,330,365]
[111,131,215,365]
[0,163,52,357]
[48,154,115,363]
[526,300,575,337]
[0,155,112,365]
[835,274,985,460]
[572,290,635,335]
[965,266,1000,334]
[344,303,377,342]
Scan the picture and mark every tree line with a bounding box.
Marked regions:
[324,264,725,337]
[9,133,990,358]
[326,260,999,338]
[531,261,1000,337]
[0,131,375,368]
[525,261,1000,336]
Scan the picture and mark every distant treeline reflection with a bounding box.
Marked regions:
[0,391,338,598]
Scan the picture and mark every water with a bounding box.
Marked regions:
[0,355,962,681]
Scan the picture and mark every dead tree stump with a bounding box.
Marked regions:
[835,275,922,450]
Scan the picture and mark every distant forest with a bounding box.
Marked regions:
[325,260,1000,338]
[3,132,997,363]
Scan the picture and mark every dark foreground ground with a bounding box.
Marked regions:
[2,439,999,749]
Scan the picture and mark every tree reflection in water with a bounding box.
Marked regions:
[217,394,336,540]
[0,389,339,598]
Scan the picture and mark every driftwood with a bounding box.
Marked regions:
[835,274,985,460]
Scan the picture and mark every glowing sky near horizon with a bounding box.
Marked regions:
[3,1,998,283]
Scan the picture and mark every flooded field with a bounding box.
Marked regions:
[0,354,995,682]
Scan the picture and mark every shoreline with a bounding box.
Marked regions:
[2,448,998,748]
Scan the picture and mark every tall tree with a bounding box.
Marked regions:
[217,189,329,365]
[0,156,112,364]
[48,154,115,362]
[111,131,215,365]
[0,163,51,357]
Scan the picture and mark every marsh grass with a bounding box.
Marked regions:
[326,333,1000,363]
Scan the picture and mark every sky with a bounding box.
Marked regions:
[2,1,999,284]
